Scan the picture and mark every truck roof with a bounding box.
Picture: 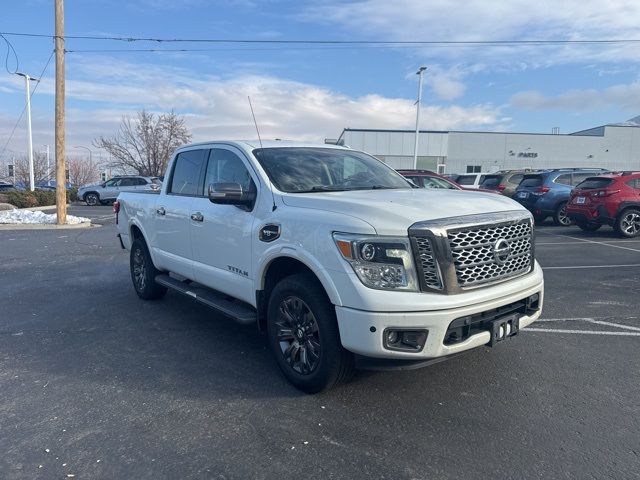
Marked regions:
[175,140,351,151]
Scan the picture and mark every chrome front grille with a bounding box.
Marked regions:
[409,211,535,294]
[413,237,443,290]
[448,220,532,287]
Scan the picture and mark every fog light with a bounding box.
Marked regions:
[383,329,428,352]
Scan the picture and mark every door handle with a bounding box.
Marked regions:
[156,207,165,215]
[190,212,204,222]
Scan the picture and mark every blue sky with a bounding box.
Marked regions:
[1,0,640,159]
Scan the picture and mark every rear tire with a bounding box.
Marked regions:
[85,192,99,206]
[130,238,167,300]
[267,273,354,393]
[615,209,640,238]
[554,202,572,226]
[576,221,601,232]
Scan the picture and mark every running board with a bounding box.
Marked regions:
[155,274,257,325]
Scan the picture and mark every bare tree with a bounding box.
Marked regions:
[14,152,50,186]
[94,110,191,176]
[67,155,101,186]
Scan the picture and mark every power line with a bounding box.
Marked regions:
[2,30,640,46]
[1,33,19,74]
[0,49,54,162]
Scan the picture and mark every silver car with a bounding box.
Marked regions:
[78,176,161,206]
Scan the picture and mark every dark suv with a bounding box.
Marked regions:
[566,172,640,237]
[480,170,532,197]
[513,168,608,225]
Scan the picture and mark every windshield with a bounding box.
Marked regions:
[519,175,543,188]
[481,175,502,188]
[421,176,458,189]
[253,147,411,193]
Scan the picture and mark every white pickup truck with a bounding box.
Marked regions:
[115,141,544,393]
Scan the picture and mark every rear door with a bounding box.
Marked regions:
[152,148,207,279]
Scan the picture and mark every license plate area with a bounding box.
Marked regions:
[489,314,520,346]
[517,192,529,199]
[575,196,586,204]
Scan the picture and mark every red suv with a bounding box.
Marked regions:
[566,172,640,237]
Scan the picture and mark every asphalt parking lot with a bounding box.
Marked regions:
[1,206,639,479]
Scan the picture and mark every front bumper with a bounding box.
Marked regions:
[335,279,544,360]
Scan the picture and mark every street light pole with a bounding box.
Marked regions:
[74,145,92,163]
[412,66,427,170]
[16,72,39,191]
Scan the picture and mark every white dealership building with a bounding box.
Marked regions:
[336,118,640,174]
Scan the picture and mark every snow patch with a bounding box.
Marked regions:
[0,209,90,225]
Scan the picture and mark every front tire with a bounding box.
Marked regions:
[85,192,99,206]
[554,202,572,226]
[615,209,640,238]
[267,273,354,393]
[130,238,167,300]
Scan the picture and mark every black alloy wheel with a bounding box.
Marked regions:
[267,273,354,393]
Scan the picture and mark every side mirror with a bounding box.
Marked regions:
[208,182,256,208]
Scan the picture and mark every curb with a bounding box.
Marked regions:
[0,222,97,231]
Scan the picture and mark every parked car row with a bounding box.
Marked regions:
[399,167,639,237]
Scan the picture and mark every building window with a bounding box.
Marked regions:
[466,165,482,173]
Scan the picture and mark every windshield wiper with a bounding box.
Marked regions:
[295,186,350,193]
[347,185,399,190]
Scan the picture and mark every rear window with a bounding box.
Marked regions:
[481,175,502,187]
[576,178,615,190]
[519,175,543,188]
[456,175,476,185]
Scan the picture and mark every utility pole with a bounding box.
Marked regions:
[412,66,427,170]
[55,0,66,224]
[16,73,38,191]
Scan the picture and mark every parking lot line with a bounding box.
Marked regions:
[536,240,640,245]
[536,317,640,332]
[536,229,640,253]
[542,264,640,270]
[525,328,640,336]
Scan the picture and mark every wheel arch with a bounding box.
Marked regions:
[256,255,340,332]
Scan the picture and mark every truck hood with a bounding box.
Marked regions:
[281,188,526,235]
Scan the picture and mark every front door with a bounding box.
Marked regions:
[190,146,257,305]
[152,148,206,279]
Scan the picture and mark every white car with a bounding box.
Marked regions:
[115,141,544,393]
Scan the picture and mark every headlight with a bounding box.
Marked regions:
[333,233,419,291]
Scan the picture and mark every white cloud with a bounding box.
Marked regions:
[302,0,640,65]
[0,57,506,154]
[511,82,640,111]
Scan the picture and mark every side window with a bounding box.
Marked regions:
[555,174,572,185]
[627,179,640,189]
[457,175,475,185]
[204,148,255,193]
[169,150,206,196]
[509,174,523,185]
[119,178,136,187]
[105,178,120,187]
[572,173,592,185]
[135,178,148,186]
